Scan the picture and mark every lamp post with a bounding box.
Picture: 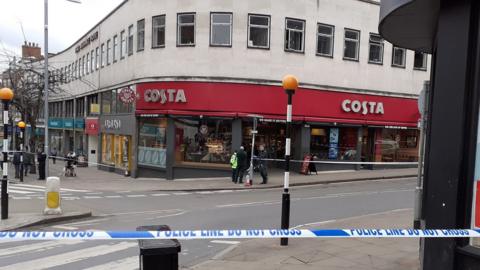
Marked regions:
[280,75,298,246]
[18,121,26,183]
[44,0,81,178]
[0,87,14,220]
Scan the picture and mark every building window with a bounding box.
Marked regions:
[285,18,305,53]
[138,118,167,168]
[248,14,270,49]
[137,19,145,51]
[65,100,74,117]
[152,15,166,48]
[414,52,427,70]
[101,43,106,67]
[107,39,111,65]
[76,98,85,117]
[87,94,99,116]
[316,23,334,57]
[310,127,358,161]
[90,50,94,73]
[82,55,86,76]
[101,91,112,114]
[95,47,100,69]
[177,13,195,46]
[392,46,406,68]
[343,29,360,61]
[128,24,134,55]
[86,53,90,74]
[116,87,133,113]
[113,35,118,62]
[120,30,126,59]
[210,13,232,47]
[78,59,82,78]
[74,60,77,79]
[368,34,384,64]
[374,128,419,162]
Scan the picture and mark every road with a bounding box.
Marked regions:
[0,177,415,269]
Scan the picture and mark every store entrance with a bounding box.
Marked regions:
[361,128,376,166]
[242,120,291,163]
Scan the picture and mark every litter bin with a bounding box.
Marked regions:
[137,225,181,270]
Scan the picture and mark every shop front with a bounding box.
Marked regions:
[135,81,420,179]
[85,118,99,166]
[99,114,137,175]
[48,118,64,155]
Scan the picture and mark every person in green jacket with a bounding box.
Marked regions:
[230,150,238,182]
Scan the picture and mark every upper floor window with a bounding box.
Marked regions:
[82,55,86,76]
[177,13,195,46]
[210,13,232,47]
[344,29,360,61]
[86,52,90,74]
[368,33,384,64]
[90,49,94,73]
[137,19,145,51]
[285,18,305,53]
[120,30,126,59]
[152,15,166,48]
[128,24,134,55]
[316,23,334,57]
[95,47,100,70]
[101,43,106,67]
[248,14,270,49]
[392,46,406,68]
[74,60,77,79]
[113,35,118,62]
[107,40,111,65]
[414,52,427,70]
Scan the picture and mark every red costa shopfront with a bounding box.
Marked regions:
[135,81,420,179]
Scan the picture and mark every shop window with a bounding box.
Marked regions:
[175,118,232,166]
[242,120,293,160]
[113,35,118,62]
[114,135,131,170]
[392,46,406,68]
[101,134,114,165]
[373,129,419,162]
[368,33,383,64]
[137,19,145,51]
[316,23,334,57]
[310,127,358,160]
[414,52,427,70]
[343,28,360,61]
[116,88,133,113]
[177,13,195,46]
[285,18,305,53]
[248,14,270,49]
[138,118,167,168]
[152,15,166,48]
[210,13,232,47]
[101,91,112,114]
[107,40,111,65]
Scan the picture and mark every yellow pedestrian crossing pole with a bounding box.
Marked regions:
[0,87,14,220]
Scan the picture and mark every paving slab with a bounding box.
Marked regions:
[0,211,92,231]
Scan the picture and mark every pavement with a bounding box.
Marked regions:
[187,209,420,270]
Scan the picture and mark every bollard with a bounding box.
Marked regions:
[44,176,62,215]
[137,225,181,270]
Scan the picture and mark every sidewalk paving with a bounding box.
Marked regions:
[0,211,92,231]
[187,209,419,270]
[11,160,418,192]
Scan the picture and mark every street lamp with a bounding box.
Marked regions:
[18,121,26,183]
[44,0,81,178]
[0,87,14,220]
[280,75,298,246]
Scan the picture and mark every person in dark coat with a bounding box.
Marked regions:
[13,147,21,179]
[235,146,248,184]
[37,149,47,180]
[23,146,32,176]
[258,145,268,184]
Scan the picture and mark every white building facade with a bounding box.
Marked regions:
[45,0,429,179]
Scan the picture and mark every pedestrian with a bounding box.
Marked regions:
[23,146,32,177]
[230,150,238,182]
[37,149,47,180]
[51,147,57,164]
[258,145,268,184]
[236,146,248,184]
[13,147,21,179]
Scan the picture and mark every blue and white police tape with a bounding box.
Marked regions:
[1,229,480,240]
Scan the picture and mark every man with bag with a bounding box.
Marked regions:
[258,145,268,184]
[235,146,247,184]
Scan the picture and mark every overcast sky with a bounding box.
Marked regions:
[0,0,124,70]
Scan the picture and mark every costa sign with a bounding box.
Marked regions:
[144,89,187,104]
[119,87,135,104]
[342,99,385,115]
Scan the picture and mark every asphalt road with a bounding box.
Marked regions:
[0,177,416,269]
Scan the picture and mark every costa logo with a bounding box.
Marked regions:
[144,89,187,104]
[342,99,384,115]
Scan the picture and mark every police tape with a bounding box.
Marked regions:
[1,229,480,240]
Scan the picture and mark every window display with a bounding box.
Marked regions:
[311,126,357,160]
[101,133,131,169]
[374,128,419,162]
[138,118,167,168]
[101,134,114,164]
[175,118,231,165]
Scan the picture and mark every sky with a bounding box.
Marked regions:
[0,0,124,70]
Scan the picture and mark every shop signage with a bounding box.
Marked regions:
[341,100,385,115]
[75,119,85,129]
[75,31,99,53]
[48,118,63,128]
[64,119,74,129]
[119,87,136,104]
[85,118,99,135]
[104,119,122,130]
[144,89,187,104]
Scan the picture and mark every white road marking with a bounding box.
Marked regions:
[196,191,214,194]
[105,209,183,216]
[52,225,78,230]
[82,256,138,270]
[63,196,81,200]
[105,195,122,198]
[211,240,240,245]
[0,240,84,257]
[126,194,146,198]
[214,190,233,193]
[86,192,103,195]
[173,192,191,195]
[151,193,169,196]
[83,196,103,199]
[0,242,137,270]
[12,196,31,200]
[0,189,33,194]
[56,187,91,192]
[4,186,44,192]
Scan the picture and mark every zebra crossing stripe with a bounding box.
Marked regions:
[0,242,137,270]
[82,256,138,270]
[0,240,84,257]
